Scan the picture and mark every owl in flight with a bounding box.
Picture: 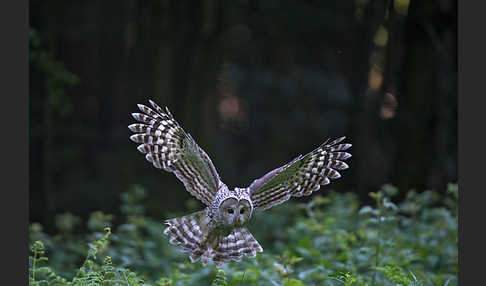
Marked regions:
[128,100,352,266]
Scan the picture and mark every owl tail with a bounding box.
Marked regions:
[163,211,263,266]
[208,227,263,267]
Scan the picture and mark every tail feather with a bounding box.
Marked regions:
[164,211,210,262]
[212,227,263,266]
[163,211,263,266]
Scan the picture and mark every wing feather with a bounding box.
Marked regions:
[248,137,352,210]
[129,100,221,206]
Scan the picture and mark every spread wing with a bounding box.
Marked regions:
[128,100,222,206]
[248,137,352,211]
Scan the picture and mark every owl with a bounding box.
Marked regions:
[128,100,352,266]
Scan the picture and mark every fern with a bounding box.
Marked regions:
[211,269,228,286]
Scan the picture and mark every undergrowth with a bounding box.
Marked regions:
[29,183,458,285]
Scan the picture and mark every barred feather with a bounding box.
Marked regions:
[248,136,352,210]
[164,211,210,262]
[129,100,222,206]
[164,212,262,267]
[211,228,263,266]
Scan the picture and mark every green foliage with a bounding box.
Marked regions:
[327,271,362,286]
[374,265,416,286]
[211,269,228,286]
[29,183,457,285]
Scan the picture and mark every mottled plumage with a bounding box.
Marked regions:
[129,100,352,266]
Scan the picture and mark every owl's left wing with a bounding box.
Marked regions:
[248,137,352,211]
[129,100,221,206]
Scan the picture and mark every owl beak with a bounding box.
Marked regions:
[234,217,240,226]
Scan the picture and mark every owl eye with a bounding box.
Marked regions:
[227,209,234,214]
[240,208,245,214]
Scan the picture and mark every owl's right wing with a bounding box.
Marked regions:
[248,137,352,211]
[129,100,221,206]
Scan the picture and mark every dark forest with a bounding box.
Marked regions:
[29,1,457,285]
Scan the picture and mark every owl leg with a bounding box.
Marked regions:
[163,210,212,263]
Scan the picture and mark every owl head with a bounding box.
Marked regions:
[213,187,253,227]
[218,197,252,227]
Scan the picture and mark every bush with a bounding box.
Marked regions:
[29,184,457,285]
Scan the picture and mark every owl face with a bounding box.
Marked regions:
[218,197,252,227]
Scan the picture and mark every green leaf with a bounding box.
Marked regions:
[284,278,306,286]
